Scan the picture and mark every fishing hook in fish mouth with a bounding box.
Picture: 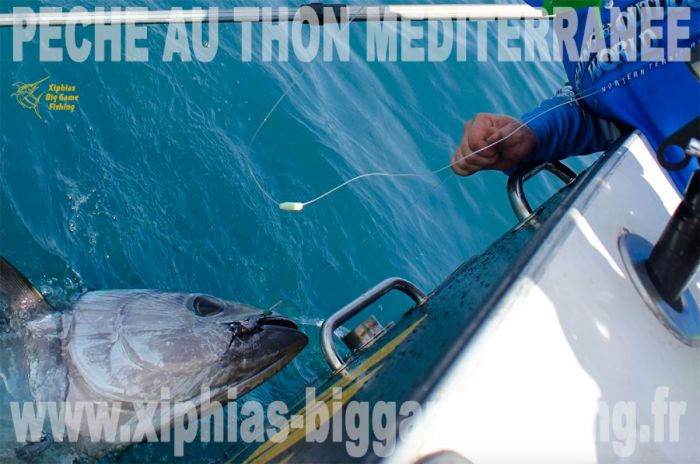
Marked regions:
[223,309,295,350]
[224,313,269,350]
[226,321,256,350]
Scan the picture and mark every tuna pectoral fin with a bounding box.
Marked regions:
[0,257,52,317]
[15,433,53,461]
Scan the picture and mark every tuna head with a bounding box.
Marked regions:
[67,290,308,403]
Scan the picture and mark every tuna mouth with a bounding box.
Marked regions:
[222,315,300,339]
[223,314,305,353]
[258,316,299,331]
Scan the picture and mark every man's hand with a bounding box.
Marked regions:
[451,113,537,176]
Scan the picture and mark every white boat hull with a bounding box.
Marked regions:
[390,133,700,463]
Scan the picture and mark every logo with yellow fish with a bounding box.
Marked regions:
[11,76,79,120]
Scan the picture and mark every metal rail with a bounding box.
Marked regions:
[320,277,426,373]
[507,161,577,222]
[0,4,551,28]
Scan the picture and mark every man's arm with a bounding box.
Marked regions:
[522,87,620,163]
[452,88,620,176]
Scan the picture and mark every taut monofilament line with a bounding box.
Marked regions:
[254,86,605,212]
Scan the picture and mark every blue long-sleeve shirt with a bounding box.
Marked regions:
[521,87,619,161]
[521,0,699,190]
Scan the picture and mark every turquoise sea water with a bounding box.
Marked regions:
[1,1,595,461]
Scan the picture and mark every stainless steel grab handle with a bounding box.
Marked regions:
[507,161,577,222]
[320,277,427,373]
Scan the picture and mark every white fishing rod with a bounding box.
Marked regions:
[0,3,551,28]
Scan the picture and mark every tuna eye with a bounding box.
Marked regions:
[192,296,223,317]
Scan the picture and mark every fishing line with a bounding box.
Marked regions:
[242,19,604,211]
[276,86,604,211]
[356,169,457,248]
[244,7,370,206]
[345,86,607,252]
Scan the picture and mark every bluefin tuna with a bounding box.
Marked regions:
[0,257,308,461]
